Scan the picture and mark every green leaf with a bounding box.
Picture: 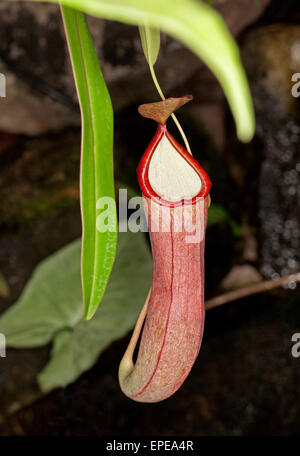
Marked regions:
[38,229,152,391]
[0,229,152,391]
[41,0,255,142]
[139,25,160,65]
[61,7,117,320]
[0,240,83,348]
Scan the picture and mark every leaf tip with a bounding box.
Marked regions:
[84,307,96,321]
[237,119,256,143]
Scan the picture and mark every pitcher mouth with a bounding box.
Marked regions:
[137,124,211,208]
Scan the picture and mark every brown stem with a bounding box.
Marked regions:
[205,272,300,310]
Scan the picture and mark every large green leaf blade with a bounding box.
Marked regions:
[61,7,117,320]
[0,240,83,348]
[45,0,254,142]
[37,229,152,391]
[0,228,151,390]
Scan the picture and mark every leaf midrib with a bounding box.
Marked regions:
[75,13,99,311]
